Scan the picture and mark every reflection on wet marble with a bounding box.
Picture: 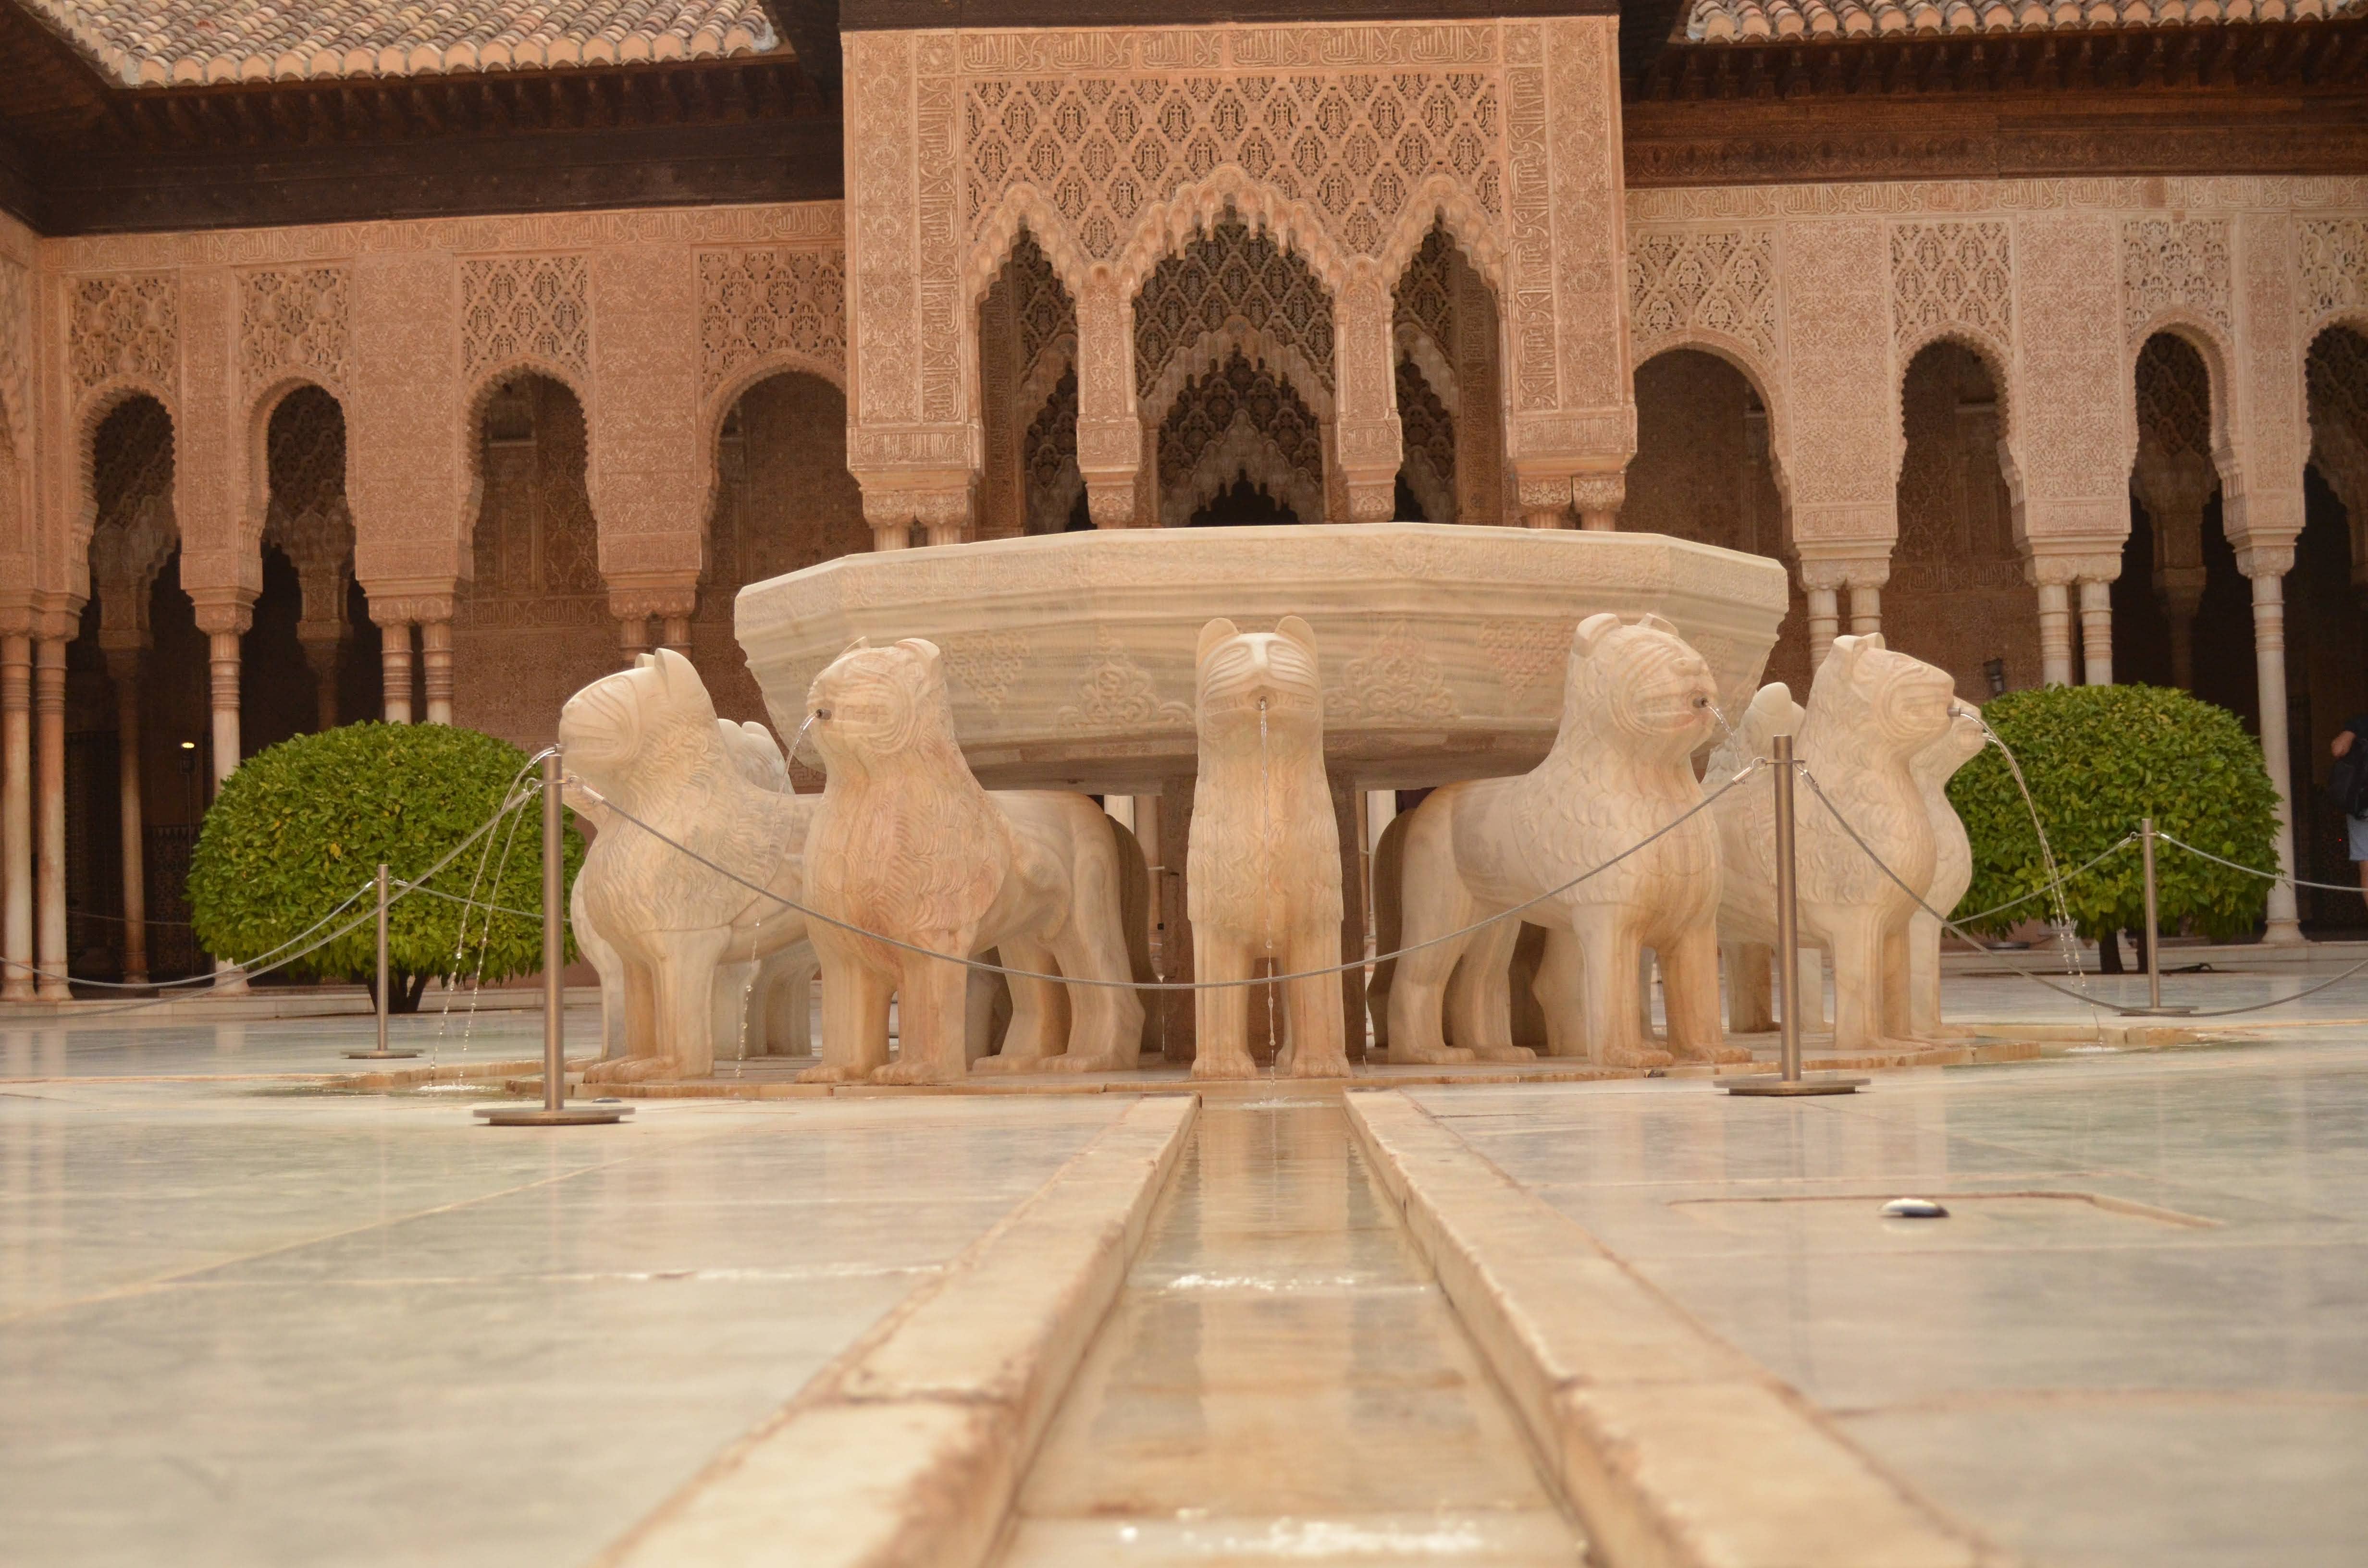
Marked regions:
[0,1006,600,1080]
[999,1101,1583,1567]
[1408,1038,2368,1568]
[0,1081,1129,1568]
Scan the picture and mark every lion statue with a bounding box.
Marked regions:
[1381,612,1745,1070]
[568,715,813,1065]
[1908,706,1987,1038]
[558,650,814,1083]
[1712,634,1958,1053]
[798,638,1146,1085]
[1186,616,1348,1080]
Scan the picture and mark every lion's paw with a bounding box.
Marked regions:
[585,1056,676,1084]
[1046,1052,1138,1074]
[1385,1043,1475,1066]
[1469,1045,1538,1064]
[871,1059,960,1085]
[969,1054,1050,1076]
[1667,1042,1754,1065]
[1190,1053,1259,1080]
[794,1062,867,1084]
[1286,1052,1353,1079]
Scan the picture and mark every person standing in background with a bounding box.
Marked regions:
[2330,713,2368,909]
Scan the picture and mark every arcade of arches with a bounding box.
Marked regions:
[0,17,2364,992]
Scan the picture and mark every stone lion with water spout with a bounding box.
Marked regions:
[798,638,1145,1086]
[1712,635,1958,1054]
[559,650,814,1083]
[1382,612,1746,1070]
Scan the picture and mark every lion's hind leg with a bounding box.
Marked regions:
[972,939,1068,1074]
[800,952,890,1083]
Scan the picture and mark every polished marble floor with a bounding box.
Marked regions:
[0,1076,1131,1567]
[1407,1035,2368,1568]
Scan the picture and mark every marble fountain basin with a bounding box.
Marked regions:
[736,523,1789,794]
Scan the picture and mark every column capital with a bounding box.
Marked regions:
[185,587,256,641]
[361,576,459,629]
[2234,542,2297,580]
[1793,549,1890,593]
[604,572,701,626]
[0,591,40,642]
[2019,548,2122,588]
[856,476,972,549]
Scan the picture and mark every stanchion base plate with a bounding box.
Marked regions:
[474,1104,633,1127]
[343,1050,422,1059]
[2117,1006,2195,1017]
[1721,1074,1870,1097]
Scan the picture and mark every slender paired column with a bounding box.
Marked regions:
[1574,476,1624,533]
[2024,550,2118,689]
[608,581,698,667]
[2160,571,2206,689]
[377,619,415,723]
[2238,543,2304,944]
[2034,583,2074,687]
[1799,557,1887,669]
[2077,577,2115,686]
[33,635,68,1001]
[104,646,148,986]
[419,621,455,725]
[2,632,35,1001]
[1848,585,1882,637]
[189,595,255,992]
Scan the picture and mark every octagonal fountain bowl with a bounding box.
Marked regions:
[736,523,1790,795]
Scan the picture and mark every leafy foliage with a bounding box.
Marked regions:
[1948,684,2278,942]
[187,724,579,1001]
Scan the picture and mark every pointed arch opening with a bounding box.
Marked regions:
[1887,340,2035,701]
[1388,220,1505,524]
[976,230,1080,539]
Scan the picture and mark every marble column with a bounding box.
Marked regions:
[1574,475,1624,533]
[2,631,35,1001]
[2077,577,2115,686]
[1076,276,1144,528]
[297,629,342,730]
[33,633,68,1001]
[376,618,415,723]
[419,620,455,724]
[2238,542,2304,944]
[1805,588,1840,669]
[2134,456,2213,692]
[2034,582,2074,687]
[1333,269,1404,524]
[1848,584,1882,637]
[191,595,254,992]
[2159,570,2207,690]
[103,645,148,986]
[608,581,698,667]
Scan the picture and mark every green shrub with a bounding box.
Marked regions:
[187,723,580,1008]
[1947,684,2278,942]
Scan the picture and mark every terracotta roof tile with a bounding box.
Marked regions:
[1685,0,2362,39]
[20,0,784,86]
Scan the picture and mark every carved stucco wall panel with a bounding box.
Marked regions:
[2122,216,2232,347]
[1776,219,1892,551]
[348,250,467,588]
[240,266,350,399]
[588,245,700,583]
[2231,212,2306,548]
[2300,218,2368,343]
[699,247,848,402]
[2012,212,2128,551]
[173,267,246,600]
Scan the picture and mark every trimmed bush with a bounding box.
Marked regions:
[1948,684,2279,943]
[187,723,580,1008]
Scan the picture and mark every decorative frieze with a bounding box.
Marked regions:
[697,248,848,400]
[240,267,351,395]
[460,255,591,383]
[68,273,178,398]
[2121,216,2231,344]
[1628,228,1778,365]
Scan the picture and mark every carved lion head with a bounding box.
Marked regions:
[1912,705,1988,792]
[557,649,719,795]
[1810,635,1957,763]
[804,637,966,779]
[1564,612,1719,758]
[1194,615,1324,747]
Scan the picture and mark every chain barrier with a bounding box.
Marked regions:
[568,763,1768,992]
[0,771,546,1016]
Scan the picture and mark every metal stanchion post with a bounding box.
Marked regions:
[345,861,419,1060]
[478,750,629,1127]
[1726,735,1865,1097]
[2121,815,2191,1017]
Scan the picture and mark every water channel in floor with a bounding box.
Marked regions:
[994,1093,1586,1566]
